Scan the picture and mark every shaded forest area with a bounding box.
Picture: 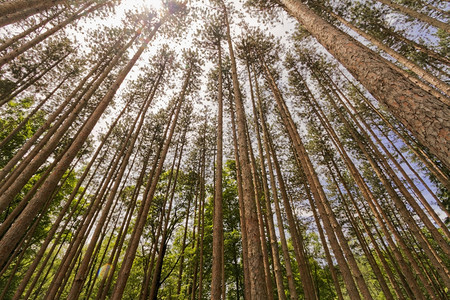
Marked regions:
[0,0,449,299]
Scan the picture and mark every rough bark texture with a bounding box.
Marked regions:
[210,44,224,300]
[223,2,268,298]
[279,0,450,168]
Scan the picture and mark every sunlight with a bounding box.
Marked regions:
[120,0,164,11]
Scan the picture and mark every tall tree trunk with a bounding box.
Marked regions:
[246,125,276,300]
[260,55,371,300]
[323,69,450,238]
[246,62,275,300]
[228,92,251,300]
[278,0,450,167]
[313,68,450,286]
[264,123,317,300]
[211,41,225,300]
[66,71,160,300]
[149,136,185,300]
[251,67,289,300]
[337,69,450,188]
[262,128,299,300]
[0,32,134,209]
[222,3,269,298]
[298,69,437,298]
[11,102,127,299]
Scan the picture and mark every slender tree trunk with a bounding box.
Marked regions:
[246,63,275,300]
[246,126,276,300]
[324,70,450,238]
[176,167,196,297]
[265,126,317,300]
[222,3,268,298]
[211,41,225,300]
[251,67,288,300]
[149,137,185,300]
[298,69,436,298]
[383,26,450,66]
[260,55,369,300]
[263,131,299,300]
[337,69,450,188]
[0,32,134,208]
[314,69,450,285]
[228,92,251,300]
[66,72,160,300]
[11,103,126,299]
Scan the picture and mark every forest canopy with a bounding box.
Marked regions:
[0,0,449,299]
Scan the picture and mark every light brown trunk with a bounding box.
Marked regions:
[246,62,275,300]
[250,74,287,300]
[337,69,450,188]
[222,3,268,298]
[299,68,437,298]
[211,42,225,300]
[314,69,450,285]
[66,70,160,300]
[228,92,251,300]
[261,56,368,300]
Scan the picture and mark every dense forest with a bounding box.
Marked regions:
[0,0,449,299]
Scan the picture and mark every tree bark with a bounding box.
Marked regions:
[211,41,225,300]
[222,3,269,298]
[251,72,288,300]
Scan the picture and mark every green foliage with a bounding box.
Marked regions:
[0,97,45,168]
